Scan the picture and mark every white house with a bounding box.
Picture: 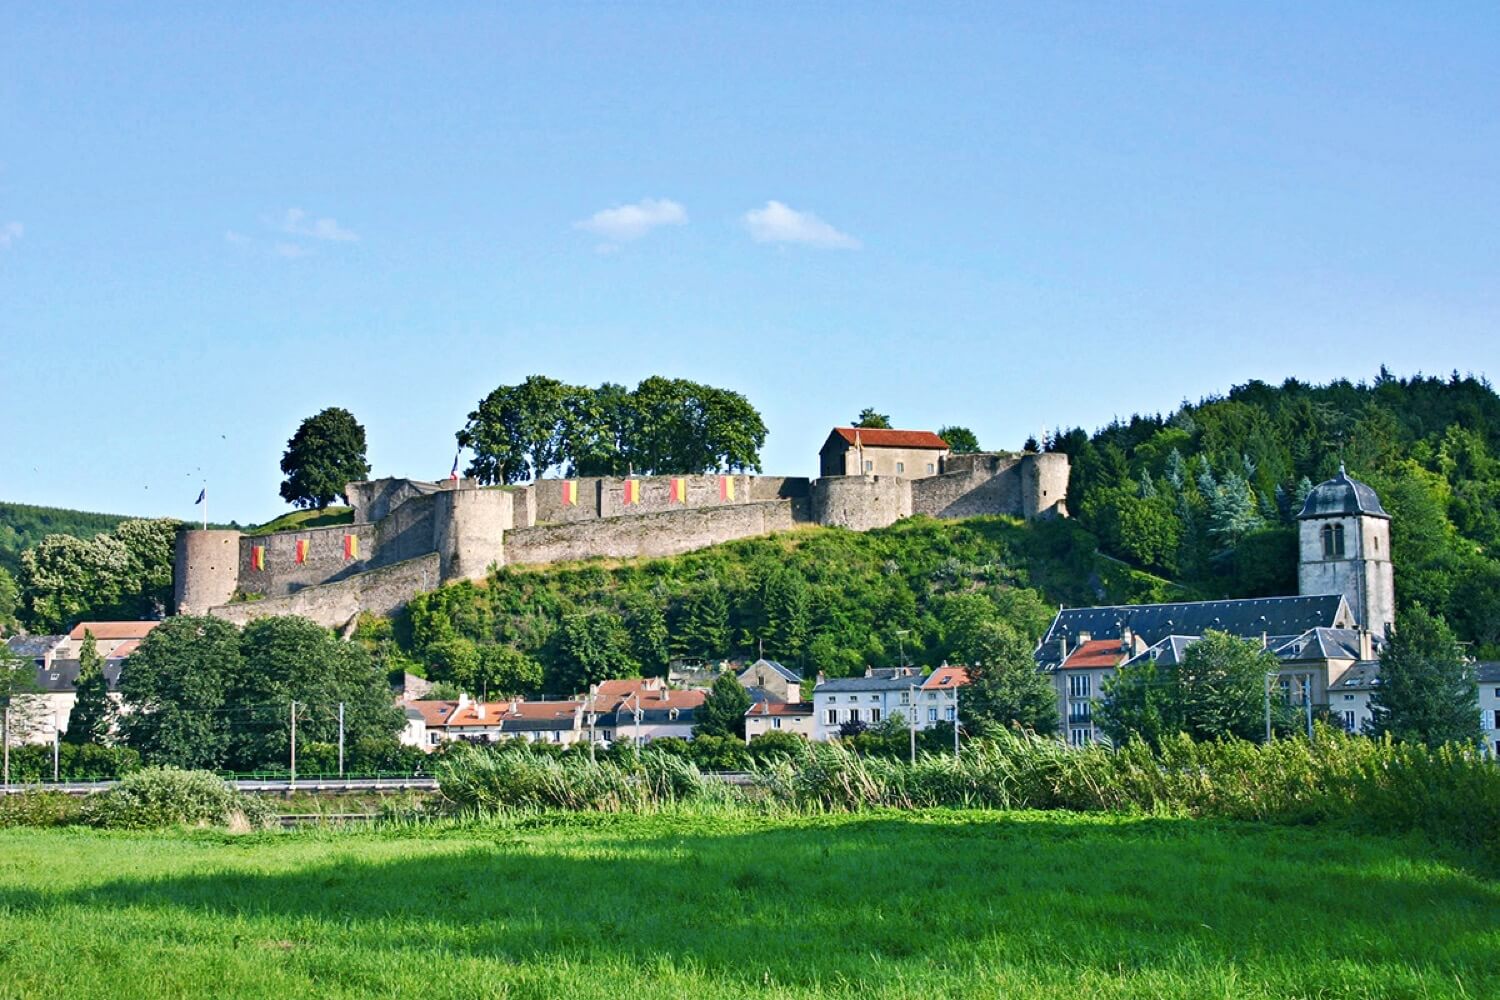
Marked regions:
[1480,663,1500,758]
[811,668,923,741]
[744,700,816,741]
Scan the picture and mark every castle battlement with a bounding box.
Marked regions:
[175,452,1068,629]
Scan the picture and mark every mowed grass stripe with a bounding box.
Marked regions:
[0,811,1495,999]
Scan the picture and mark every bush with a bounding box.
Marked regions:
[79,768,275,830]
[2,743,141,783]
[0,791,84,828]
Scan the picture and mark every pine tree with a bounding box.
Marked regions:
[64,629,114,746]
[1368,605,1479,748]
[695,673,752,738]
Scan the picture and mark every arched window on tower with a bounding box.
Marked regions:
[1321,523,1346,558]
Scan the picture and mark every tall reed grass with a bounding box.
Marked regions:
[435,727,1500,856]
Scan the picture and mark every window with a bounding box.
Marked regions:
[928,708,938,722]
[826,709,838,725]
[864,460,873,473]
[828,696,836,703]
[900,691,910,705]
[1493,710,1500,730]
[1342,711,1356,731]
[896,461,905,474]
[926,463,935,474]
[1343,694,1354,701]
[871,708,882,723]
[1321,523,1346,558]
[927,692,937,701]
[848,709,861,723]
[1068,674,1091,699]
[773,718,782,729]
[870,694,879,702]
[945,706,955,722]
[1069,727,1091,747]
[1068,702,1092,724]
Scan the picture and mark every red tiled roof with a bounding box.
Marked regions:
[1061,639,1128,670]
[922,666,970,690]
[746,700,814,717]
[829,428,950,451]
[438,699,584,729]
[68,621,160,641]
[107,640,142,659]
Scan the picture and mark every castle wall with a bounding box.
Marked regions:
[504,500,797,567]
[236,523,380,599]
[174,530,241,614]
[810,476,912,531]
[348,478,445,524]
[211,553,442,630]
[373,491,441,564]
[911,454,1024,519]
[599,474,753,519]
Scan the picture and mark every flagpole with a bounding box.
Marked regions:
[202,485,207,530]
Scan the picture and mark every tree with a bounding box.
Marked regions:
[553,611,637,694]
[0,566,17,635]
[623,593,670,676]
[474,644,543,698]
[854,408,891,429]
[1022,436,1040,454]
[938,426,980,454]
[279,407,371,509]
[458,376,571,485]
[1,643,45,758]
[958,623,1060,735]
[1099,630,1279,745]
[118,616,243,769]
[695,673,751,739]
[759,566,811,666]
[111,518,180,618]
[1368,605,1478,748]
[64,629,114,746]
[673,587,730,659]
[16,519,180,632]
[229,616,404,772]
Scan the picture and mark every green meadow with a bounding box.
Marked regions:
[0,810,1495,999]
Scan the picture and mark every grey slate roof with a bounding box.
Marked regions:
[1331,661,1382,691]
[739,659,802,684]
[815,672,921,694]
[34,659,123,692]
[1272,628,1367,662]
[6,635,63,658]
[1121,635,1200,669]
[1476,662,1500,684]
[1297,469,1390,520]
[1037,595,1353,668]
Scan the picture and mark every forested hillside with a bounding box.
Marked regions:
[0,502,130,576]
[365,515,1177,697]
[1049,368,1500,655]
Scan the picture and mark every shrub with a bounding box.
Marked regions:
[80,768,275,830]
[0,791,84,828]
[2,743,141,783]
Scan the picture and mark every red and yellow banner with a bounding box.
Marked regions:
[719,475,735,501]
[623,479,641,505]
[562,480,578,506]
[670,477,687,503]
[294,539,310,564]
[251,545,265,571]
[343,534,360,560]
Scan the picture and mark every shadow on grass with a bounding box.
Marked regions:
[5,813,1498,990]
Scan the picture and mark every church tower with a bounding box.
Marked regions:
[1296,468,1395,639]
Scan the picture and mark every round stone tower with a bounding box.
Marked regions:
[173,529,242,614]
[1296,468,1394,638]
[1020,452,1070,519]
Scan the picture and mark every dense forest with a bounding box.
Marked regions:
[0,502,130,577]
[1048,368,1500,656]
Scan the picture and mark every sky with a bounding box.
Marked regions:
[2,3,1497,523]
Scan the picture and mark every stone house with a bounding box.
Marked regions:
[818,428,949,479]
[736,658,803,703]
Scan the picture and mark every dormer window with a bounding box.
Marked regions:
[1321,523,1346,558]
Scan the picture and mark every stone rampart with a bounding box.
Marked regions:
[174,530,241,614]
[504,500,798,567]
[211,553,442,630]
[911,454,1024,519]
[809,476,912,531]
[434,487,512,581]
[235,522,378,599]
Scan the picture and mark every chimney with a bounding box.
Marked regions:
[1358,629,1374,661]
[1056,636,1068,661]
[1120,626,1133,654]
[474,702,485,720]
[457,692,470,711]
[510,699,520,713]
[1078,630,1092,645]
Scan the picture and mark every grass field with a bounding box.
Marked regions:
[0,810,1495,999]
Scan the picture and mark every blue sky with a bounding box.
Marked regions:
[2,3,1496,523]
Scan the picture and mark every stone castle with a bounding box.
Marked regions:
[174,430,1070,630]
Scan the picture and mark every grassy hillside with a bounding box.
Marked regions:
[384,514,1184,693]
[0,500,132,576]
[243,506,353,536]
[0,811,1491,998]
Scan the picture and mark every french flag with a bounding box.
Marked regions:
[449,453,460,481]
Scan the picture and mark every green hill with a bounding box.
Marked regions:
[375,513,1183,695]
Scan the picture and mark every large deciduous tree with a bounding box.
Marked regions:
[938,426,980,454]
[553,611,637,695]
[1368,605,1478,748]
[1099,630,1279,745]
[458,376,571,485]
[18,518,182,632]
[943,598,1058,735]
[279,407,371,509]
[118,616,243,769]
[64,630,115,746]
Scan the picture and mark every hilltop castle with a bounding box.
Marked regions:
[174,429,1070,629]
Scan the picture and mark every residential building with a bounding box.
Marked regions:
[404,694,584,748]
[744,700,816,741]
[811,667,924,741]
[919,664,969,729]
[52,621,160,660]
[1052,638,1139,745]
[818,428,949,479]
[1480,663,1500,758]
[737,659,803,704]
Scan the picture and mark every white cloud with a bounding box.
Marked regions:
[279,208,357,242]
[574,198,687,242]
[0,221,23,249]
[743,200,860,249]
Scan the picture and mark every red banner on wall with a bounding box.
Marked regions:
[294,539,309,564]
[343,534,359,560]
[251,546,265,571]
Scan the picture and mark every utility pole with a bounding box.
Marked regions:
[953,688,960,758]
[1264,673,1275,742]
[908,683,917,764]
[52,725,60,782]
[289,700,298,785]
[1304,674,1315,742]
[2,705,9,790]
[337,702,346,777]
